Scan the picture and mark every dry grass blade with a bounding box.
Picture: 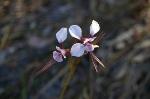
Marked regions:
[0,26,11,49]
[90,55,99,72]
[93,32,105,45]
[91,53,105,68]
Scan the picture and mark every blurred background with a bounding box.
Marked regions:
[0,0,150,99]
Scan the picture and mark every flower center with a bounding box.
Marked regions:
[85,43,94,52]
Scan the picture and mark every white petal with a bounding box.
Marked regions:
[90,20,100,36]
[70,43,85,57]
[69,25,82,40]
[53,51,63,62]
[56,28,67,43]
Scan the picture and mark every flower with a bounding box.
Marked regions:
[36,20,105,75]
[69,20,104,72]
[53,28,68,62]
[69,20,100,57]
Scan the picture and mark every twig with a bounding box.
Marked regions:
[33,59,56,77]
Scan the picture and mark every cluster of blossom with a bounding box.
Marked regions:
[53,20,104,72]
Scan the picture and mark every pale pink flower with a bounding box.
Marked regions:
[36,20,105,75]
[53,28,68,62]
[69,20,100,57]
[35,28,68,75]
[69,20,104,72]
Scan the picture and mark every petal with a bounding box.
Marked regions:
[70,43,85,57]
[53,51,63,62]
[56,28,67,43]
[56,46,66,58]
[69,25,82,40]
[90,20,100,36]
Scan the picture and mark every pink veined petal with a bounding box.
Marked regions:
[70,43,85,57]
[53,51,63,62]
[56,46,66,58]
[56,27,68,43]
[90,20,100,36]
[69,25,82,40]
